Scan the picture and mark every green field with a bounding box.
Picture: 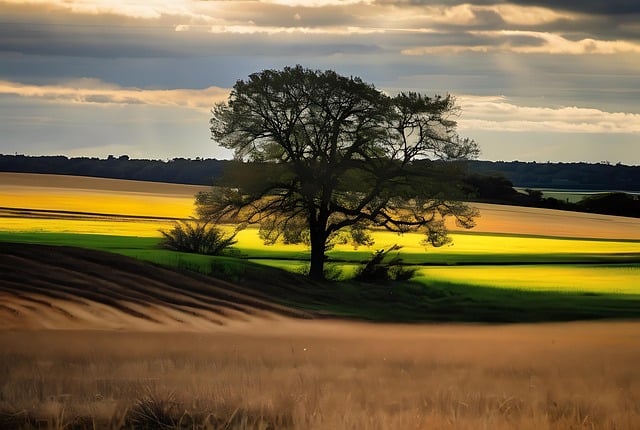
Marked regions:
[0,229,640,295]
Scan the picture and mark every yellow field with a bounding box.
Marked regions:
[0,173,203,236]
[0,217,175,236]
[2,173,640,258]
[0,187,197,218]
[3,173,640,240]
[419,265,640,294]
[337,230,640,256]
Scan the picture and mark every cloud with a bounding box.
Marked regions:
[403,30,640,55]
[375,0,640,16]
[2,0,636,60]
[206,24,387,35]
[1,0,217,21]
[507,0,640,15]
[457,95,640,134]
[476,30,640,54]
[5,78,638,137]
[0,79,230,111]
[263,0,372,6]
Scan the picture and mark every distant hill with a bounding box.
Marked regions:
[1,154,638,191]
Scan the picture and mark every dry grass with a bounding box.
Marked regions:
[1,322,639,429]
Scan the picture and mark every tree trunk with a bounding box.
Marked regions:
[308,231,326,281]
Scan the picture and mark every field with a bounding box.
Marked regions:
[1,172,639,317]
[2,173,640,429]
[2,324,640,429]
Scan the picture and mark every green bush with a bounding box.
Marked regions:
[355,245,416,283]
[159,219,237,255]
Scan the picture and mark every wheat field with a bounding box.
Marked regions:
[1,322,639,429]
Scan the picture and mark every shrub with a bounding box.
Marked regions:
[127,390,180,430]
[159,218,237,255]
[355,245,416,283]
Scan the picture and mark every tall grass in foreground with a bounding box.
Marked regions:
[1,324,639,429]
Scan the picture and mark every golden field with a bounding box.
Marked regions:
[1,323,639,429]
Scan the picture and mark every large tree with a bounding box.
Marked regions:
[198,65,479,280]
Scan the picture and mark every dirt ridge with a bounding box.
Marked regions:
[0,242,312,331]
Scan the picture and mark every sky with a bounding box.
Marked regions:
[1,0,639,164]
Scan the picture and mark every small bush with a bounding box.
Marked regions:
[355,245,416,283]
[159,219,237,255]
[127,390,180,429]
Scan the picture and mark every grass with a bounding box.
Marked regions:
[0,231,160,251]
[1,229,639,296]
[1,326,640,429]
[3,230,640,323]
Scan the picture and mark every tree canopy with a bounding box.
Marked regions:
[198,65,480,280]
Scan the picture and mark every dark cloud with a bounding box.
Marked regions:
[0,21,383,59]
[1,0,639,163]
[378,0,640,15]
[507,0,640,15]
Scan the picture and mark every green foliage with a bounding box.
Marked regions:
[577,192,640,217]
[159,218,237,255]
[354,245,416,283]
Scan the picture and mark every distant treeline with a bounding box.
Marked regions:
[0,154,229,186]
[2,154,638,217]
[469,160,640,191]
[2,154,638,190]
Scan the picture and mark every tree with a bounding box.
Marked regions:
[198,65,479,280]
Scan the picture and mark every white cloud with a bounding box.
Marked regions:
[457,95,640,134]
[207,24,386,34]
[490,4,576,25]
[262,0,371,6]
[0,79,230,111]
[4,79,639,136]
[3,0,202,20]
[479,30,640,55]
[366,3,576,29]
